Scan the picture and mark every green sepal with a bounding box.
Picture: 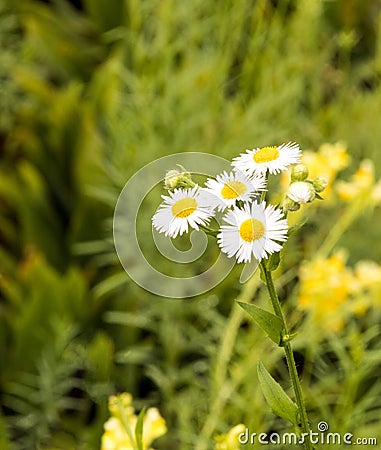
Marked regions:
[266,251,280,271]
[257,361,299,425]
[314,192,324,200]
[135,407,146,450]
[199,224,219,237]
[237,301,284,345]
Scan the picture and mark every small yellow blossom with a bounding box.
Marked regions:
[298,251,356,331]
[316,142,350,172]
[101,393,167,450]
[108,393,135,421]
[141,408,167,447]
[336,159,381,204]
[215,424,246,450]
[353,260,381,309]
[354,260,381,287]
[298,252,381,331]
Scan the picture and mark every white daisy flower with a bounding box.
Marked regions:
[217,201,288,263]
[152,187,214,238]
[232,142,301,176]
[204,170,266,211]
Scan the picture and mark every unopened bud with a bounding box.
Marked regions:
[282,196,301,212]
[164,167,194,190]
[313,176,328,193]
[288,181,315,204]
[164,170,182,189]
[291,164,309,182]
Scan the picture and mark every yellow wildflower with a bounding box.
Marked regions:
[141,408,168,448]
[215,424,246,450]
[353,260,381,309]
[336,159,381,204]
[355,260,381,287]
[108,393,135,421]
[316,142,350,173]
[101,393,167,450]
[102,417,133,450]
[298,251,356,331]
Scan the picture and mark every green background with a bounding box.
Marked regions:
[1,0,381,448]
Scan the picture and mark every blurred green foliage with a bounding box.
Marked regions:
[1,0,381,448]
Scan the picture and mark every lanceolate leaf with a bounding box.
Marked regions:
[135,407,146,450]
[288,217,308,236]
[257,361,299,425]
[237,301,284,345]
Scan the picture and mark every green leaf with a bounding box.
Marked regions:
[288,217,308,236]
[135,407,146,450]
[237,301,284,345]
[257,361,299,425]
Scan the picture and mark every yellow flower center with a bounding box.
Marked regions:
[221,181,247,199]
[172,197,197,218]
[253,146,279,164]
[239,219,265,242]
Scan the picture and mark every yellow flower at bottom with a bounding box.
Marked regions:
[102,417,135,450]
[215,424,246,450]
[101,393,166,450]
[141,408,167,448]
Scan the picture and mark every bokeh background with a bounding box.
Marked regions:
[1,0,381,449]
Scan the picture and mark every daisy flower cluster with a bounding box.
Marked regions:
[153,142,324,264]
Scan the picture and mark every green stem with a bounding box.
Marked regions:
[260,261,313,450]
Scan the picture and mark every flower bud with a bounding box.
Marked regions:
[291,164,309,182]
[313,176,328,193]
[282,196,301,211]
[288,181,315,204]
[164,168,194,190]
[164,169,182,189]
